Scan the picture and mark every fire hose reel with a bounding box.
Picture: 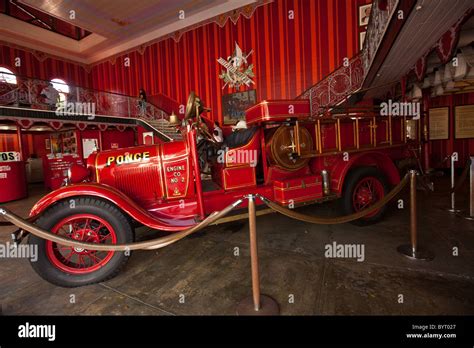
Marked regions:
[265,125,313,171]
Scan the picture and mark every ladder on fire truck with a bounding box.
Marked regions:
[291,105,419,159]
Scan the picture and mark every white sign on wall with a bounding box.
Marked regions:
[0,152,20,162]
[82,139,99,159]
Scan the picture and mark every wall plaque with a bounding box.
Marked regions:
[455,105,474,139]
[429,107,449,140]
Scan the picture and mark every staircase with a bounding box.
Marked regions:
[297,0,399,116]
[0,70,184,142]
[138,117,183,142]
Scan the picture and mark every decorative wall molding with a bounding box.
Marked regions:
[0,40,91,73]
[91,0,272,66]
[409,8,474,83]
[435,8,474,64]
[0,0,272,71]
[414,53,428,82]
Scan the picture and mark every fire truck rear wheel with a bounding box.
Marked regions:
[341,167,389,226]
[28,197,134,287]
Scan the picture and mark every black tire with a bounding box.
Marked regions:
[341,166,389,226]
[28,197,134,287]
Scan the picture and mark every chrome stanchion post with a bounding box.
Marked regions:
[397,170,434,261]
[458,156,474,220]
[447,153,461,213]
[237,195,279,315]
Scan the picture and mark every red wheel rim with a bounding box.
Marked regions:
[352,176,385,218]
[46,214,117,274]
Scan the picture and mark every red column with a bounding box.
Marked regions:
[16,125,24,160]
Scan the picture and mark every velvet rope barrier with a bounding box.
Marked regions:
[0,199,243,252]
[257,172,410,225]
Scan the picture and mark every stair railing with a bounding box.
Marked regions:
[297,0,399,116]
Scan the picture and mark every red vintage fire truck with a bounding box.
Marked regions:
[25,92,417,287]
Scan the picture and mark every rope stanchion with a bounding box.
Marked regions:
[397,170,434,261]
[236,195,279,315]
[0,199,243,252]
[450,157,472,194]
[457,156,474,221]
[446,154,462,213]
[257,173,410,225]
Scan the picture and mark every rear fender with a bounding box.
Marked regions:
[30,183,195,232]
[330,151,400,195]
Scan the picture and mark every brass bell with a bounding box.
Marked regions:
[184,91,210,120]
[169,112,180,126]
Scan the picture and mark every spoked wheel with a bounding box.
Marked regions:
[352,176,385,218]
[29,198,134,287]
[341,167,389,226]
[46,215,117,274]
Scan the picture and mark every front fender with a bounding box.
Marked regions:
[30,183,195,232]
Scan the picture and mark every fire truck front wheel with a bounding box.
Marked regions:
[341,167,389,226]
[28,197,134,287]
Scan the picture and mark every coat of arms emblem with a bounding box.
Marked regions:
[218,42,255,89]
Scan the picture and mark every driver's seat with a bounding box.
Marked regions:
[223,127,260,167]
[211,128,260,190]
[224,127,258,149]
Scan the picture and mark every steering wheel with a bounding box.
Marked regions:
[185,91,197,120]
[185,91,211,120]
[184,91,215,142]
[193,117,216,144]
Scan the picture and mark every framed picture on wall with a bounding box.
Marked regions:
[222,89,257,125]
[359,4,372,27]
[455,105,474,139]
[359,31,366,50]
[50,134,62,154]
[45,138,51,150]
[429,107,449,140]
